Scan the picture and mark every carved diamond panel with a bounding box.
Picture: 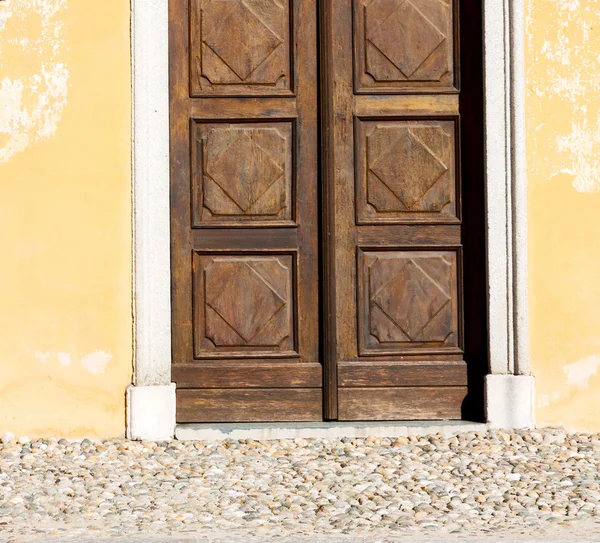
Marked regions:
[356,119,458,224]
[358,250,461,355]
[354,0,456,93]
[193,122,293,226]
[191,0,292,96]
[194,254,296,357]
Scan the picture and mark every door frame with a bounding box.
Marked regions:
[127,0,534,440]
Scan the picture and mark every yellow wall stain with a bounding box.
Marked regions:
[527,0,600,431]
[0,0,132,437]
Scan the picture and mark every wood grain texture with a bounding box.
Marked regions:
[338,387,467,420]
[177,389,323,422]
[357,225,460,246]
[354,0,458,94]
[193,253,296,357]
[171,0,321,422]
[324,0,471,421]
[354,94,459,116]
[190,0,293,96]
[188,98,297,118]
[171,0,486,423]
[358,249,462,355]
[174,363,323,389]
[192,121,294,226]
[319,0,338,420]
[356,119,459,224]
[338,361,467,387]
[327,0,359,382]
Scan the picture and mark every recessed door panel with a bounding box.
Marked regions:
[353,0,458,93]
[190,0,294,96]
[356,118,460,224]
[192,121,296,227]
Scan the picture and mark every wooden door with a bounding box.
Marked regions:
[170,0,322,422]
[321,0,481,420]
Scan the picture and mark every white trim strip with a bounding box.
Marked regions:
[132,0,172,386]
[509,0,530,376]
[483,0,530,377]
[483,0,511,376]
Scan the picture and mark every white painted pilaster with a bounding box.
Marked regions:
[483,0,531,380]
[132,0,172,387]
[129,0,176,440]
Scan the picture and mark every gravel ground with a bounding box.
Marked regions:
[3,429,600,541]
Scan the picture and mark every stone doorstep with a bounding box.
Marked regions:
[175,421,488,441]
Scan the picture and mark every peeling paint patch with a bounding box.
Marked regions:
[0,0,69,163]
[556,117,600,193]
[527,0,600,193]
[563,355,600,388]
[553,0,581,13]
[57,352,71,367]
[80,351,112,375]
[538,391,562,409]
[536,354,600,409]
[34,351,50,364]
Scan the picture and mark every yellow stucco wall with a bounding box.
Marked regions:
[0,0,132,437]
[0,0,599,436]
[527,0,600,431]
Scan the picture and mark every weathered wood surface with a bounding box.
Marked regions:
[171,0,321,422]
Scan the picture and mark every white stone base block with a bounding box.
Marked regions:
[127,384,176,440]
[485,374,535,429]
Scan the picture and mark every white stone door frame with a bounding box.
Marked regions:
[127,0,535,440]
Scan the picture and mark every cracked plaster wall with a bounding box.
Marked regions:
[0,0,132,437]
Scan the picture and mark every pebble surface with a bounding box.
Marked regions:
[3,429,600,540]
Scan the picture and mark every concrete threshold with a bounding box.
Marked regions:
[175,421,488,441]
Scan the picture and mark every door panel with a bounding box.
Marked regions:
[357,249,461,356]
[190,0,293,96]
[193,254,296,357]
[353,0,458,93]
[170,0,321,422]
[322,0,468,420]
[355,118,459,224]
[191,121,295,227]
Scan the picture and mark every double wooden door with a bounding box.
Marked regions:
[170,0,486,422]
